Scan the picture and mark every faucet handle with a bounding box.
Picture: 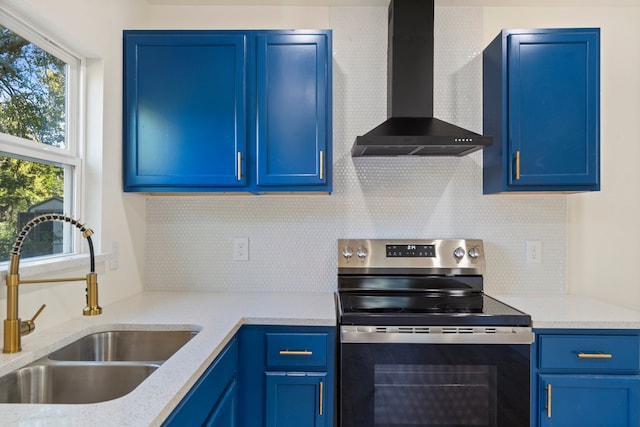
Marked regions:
[20,304,46,336]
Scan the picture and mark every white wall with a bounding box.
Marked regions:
[483,6,640,311]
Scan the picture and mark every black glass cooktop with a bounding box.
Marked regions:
[344,293,484,314]
[338,292,531,327]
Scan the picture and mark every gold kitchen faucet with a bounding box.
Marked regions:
[3,214,102,353]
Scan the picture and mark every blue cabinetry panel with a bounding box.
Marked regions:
[539,334,640,372]
[256,34,329,187]
[123,30,332,193]
[162,338,238,427]
[206,379,238,427]
[265,373,327,427]
[533,329,640,427]
[483,28,600,193]
[538,374,640,427]
[238,325,335,427]
[266,332,329,368]
[124,32,246,189]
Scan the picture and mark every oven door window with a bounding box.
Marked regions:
[340,343,529,427]
[374,364,496,426]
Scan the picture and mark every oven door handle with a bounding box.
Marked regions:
[341,326,534,345]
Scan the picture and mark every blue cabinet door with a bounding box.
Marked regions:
[162,338,238,427]
[508,31,599,187]
[483,28,600,193]
[205,379,237,427]
[255,33,331,188]
[265,372,327,427]
[123,31,247,191]
[538,374,640,427]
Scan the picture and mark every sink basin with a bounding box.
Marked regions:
[0,329,197,404]
[49,330,198,362]
[0,363,158,404]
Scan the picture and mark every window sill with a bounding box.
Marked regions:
[0,253,112,281]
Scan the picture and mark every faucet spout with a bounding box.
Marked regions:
[3,214,102,353]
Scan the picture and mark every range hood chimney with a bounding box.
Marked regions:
[352,0,492,157]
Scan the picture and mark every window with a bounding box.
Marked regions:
[0,9,83,263]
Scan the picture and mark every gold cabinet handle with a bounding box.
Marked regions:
[319,150,324,180]
[319,380,324,415]
[515,150,521,180]
[237,152,242,181]
[578,352,613,359]
[279,350,313,356]
[546,383,552,418]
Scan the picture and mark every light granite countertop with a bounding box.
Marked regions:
[491,294,640,329]
[0,291,336,427]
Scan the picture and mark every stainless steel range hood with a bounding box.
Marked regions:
[352,0,492,157]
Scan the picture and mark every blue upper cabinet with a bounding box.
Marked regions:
[123,30,332,193]
[483,28,600,193]
[255,34,330,188]
[123,32,247,190]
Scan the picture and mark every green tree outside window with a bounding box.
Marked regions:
[0,24,66,262]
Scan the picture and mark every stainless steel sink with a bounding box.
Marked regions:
[48,330,198,362]
[0,329,198,404]
[0,363,158,404]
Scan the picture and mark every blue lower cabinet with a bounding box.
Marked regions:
[538,374,640,427]
[533,329,640,427]
[162,326,335,427]
[205,379,238,427]
[266,372,328,427]
[239,325,336,427]
[162,338,238,427]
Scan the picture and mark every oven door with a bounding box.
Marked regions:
[340,326,533,427]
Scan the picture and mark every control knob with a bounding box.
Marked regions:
[342,246,354,259]
[453,247,465,260]
[468,247,480,259]
[357,246,368,258]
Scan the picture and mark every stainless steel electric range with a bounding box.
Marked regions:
[337,239,533,427]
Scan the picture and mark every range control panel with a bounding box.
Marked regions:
[386,244,436,258]
[338,239,485,275]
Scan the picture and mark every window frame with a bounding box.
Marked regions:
[0,7,85,264]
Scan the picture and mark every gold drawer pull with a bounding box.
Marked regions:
[319,150,324,180]
[515,150,521,180]
[578,352,613,359]
[319,381,324,415]
[546,383,552,418]
[279,350,313,356]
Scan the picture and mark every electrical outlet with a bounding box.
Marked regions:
[526,240,542,264]
[233,237,249,261]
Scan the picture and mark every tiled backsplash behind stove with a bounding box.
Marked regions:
[145,7,567,295]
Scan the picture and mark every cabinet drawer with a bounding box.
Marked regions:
[539,334,640,372]
[266,333,328,369]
